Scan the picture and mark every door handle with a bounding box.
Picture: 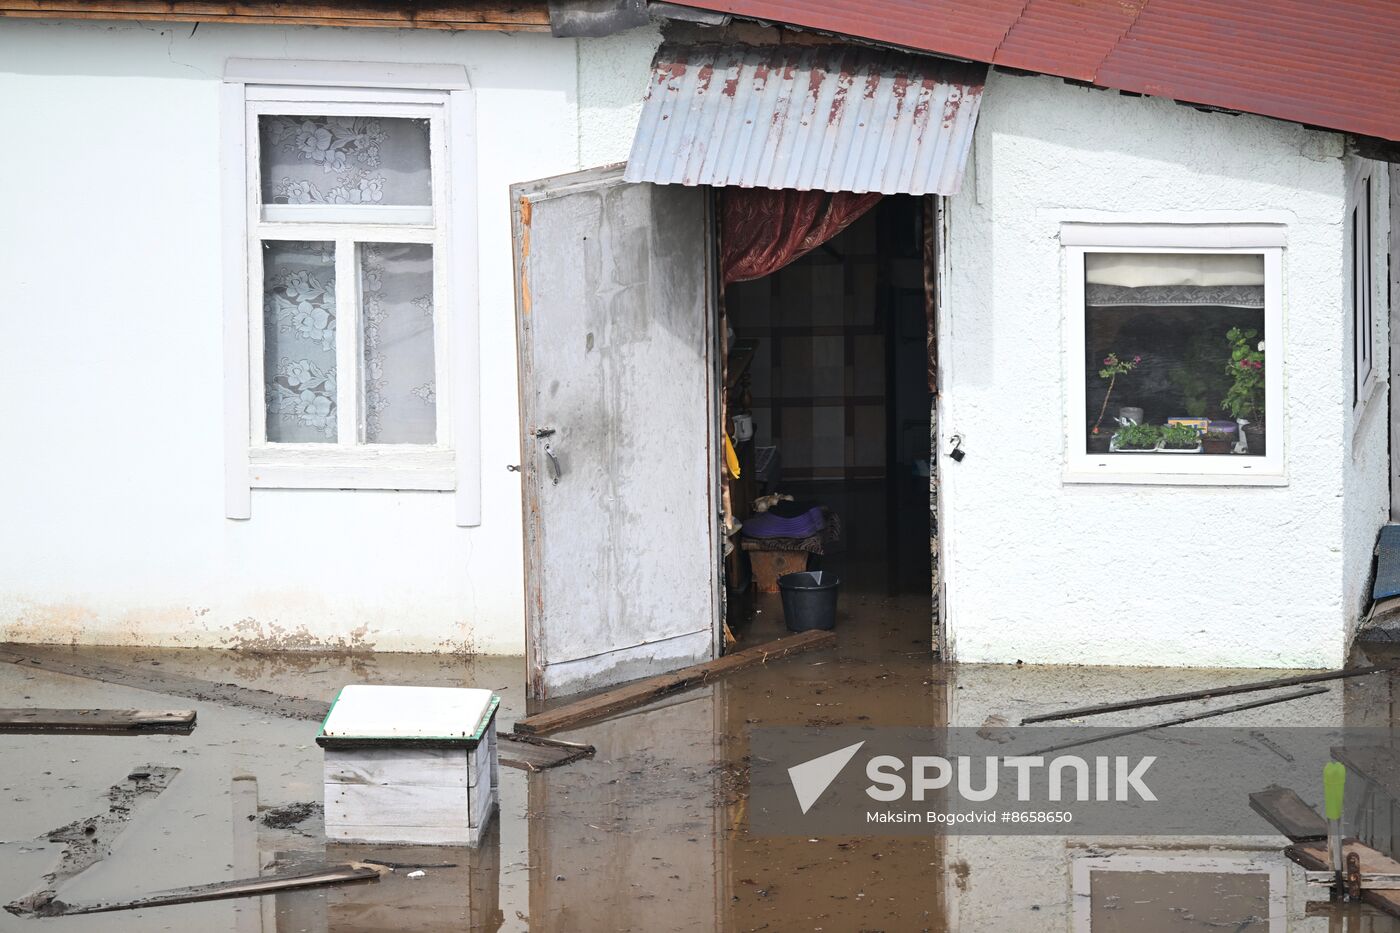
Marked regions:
[544,443,562,485]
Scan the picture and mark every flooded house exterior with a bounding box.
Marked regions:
[1,1,1398,689]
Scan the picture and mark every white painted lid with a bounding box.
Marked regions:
[319,685,496,742]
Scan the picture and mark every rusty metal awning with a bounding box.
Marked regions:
[623,43,986,195]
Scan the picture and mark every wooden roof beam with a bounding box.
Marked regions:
[0,1,551,30]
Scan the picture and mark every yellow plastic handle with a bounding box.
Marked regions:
[1324,761,1346,821]
[724,434,741,478]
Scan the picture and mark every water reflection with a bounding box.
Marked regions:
[17,615,1400,930]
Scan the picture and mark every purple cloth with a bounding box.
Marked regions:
[742,507,826,540]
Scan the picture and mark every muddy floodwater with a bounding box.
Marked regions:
[2,596,1399,931]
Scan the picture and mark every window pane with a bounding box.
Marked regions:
[1084,253,1267,457]
[259,115,431,207]
[263,241,337,443]
[360,243,437,444]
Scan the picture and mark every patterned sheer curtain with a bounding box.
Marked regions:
[257,114,438,445]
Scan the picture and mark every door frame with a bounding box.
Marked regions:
[712,191,947,655]
[1389,164,1400,521]
[511,167,724,699]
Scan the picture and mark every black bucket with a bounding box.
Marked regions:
[777,571,841,632]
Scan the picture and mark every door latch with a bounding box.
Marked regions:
[534,427,556,438]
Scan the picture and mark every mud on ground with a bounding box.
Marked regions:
[0,597,1397,930]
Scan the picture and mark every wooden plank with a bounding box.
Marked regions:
[1026,686,1329,756]
[327,821,488,847]
[514,629,836,736]
[0,1,550,29]
[0,708,195,735]
[55,863,386,917]
[1020,666,1387,724]
[1248,787,1329,842]
[1286,839,1400,917]
[230,775,261,933]
[326,782,469,825]
[1330,743,1400,790]
[324,746,479,789]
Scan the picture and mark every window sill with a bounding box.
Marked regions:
[249,446,454,490]
[1063,469,1287,487]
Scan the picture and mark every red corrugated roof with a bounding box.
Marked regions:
[681,0,1400,141]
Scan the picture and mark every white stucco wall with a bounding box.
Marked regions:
[0,22,1380,667]
[0,18,657,653]
[940,72,1355,669]
[578,23,661,166]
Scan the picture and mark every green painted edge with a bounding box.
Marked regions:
[316,693,500,746]
[317,685,346,738]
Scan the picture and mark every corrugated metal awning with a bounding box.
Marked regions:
[623,43,986,195]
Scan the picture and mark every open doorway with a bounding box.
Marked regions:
[721,195,935,649]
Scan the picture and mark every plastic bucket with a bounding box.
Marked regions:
[777,571,841,632]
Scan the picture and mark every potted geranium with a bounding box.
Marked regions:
[1090,352,1142,453]
[1221,328,1265,455]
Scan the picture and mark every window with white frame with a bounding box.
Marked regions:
[252,105,446,448]
[1064,224,1284,484]
[1352,171,1375,409]
[222,61,479,524]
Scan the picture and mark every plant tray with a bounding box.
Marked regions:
[1107,440,1202,454]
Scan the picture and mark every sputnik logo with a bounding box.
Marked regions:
[788,741,865,814]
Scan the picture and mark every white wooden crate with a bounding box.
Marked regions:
[317,685,499,847]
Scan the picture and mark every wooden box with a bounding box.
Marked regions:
[317,685,500,847]
[748,549,810,594]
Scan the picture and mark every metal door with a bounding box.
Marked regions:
[511,165,719,700]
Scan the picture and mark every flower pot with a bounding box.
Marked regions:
[1202,436,1233,454]
[1243,423,1266,456]
[1088,431,1113,454]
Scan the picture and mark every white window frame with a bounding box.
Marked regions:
[1062,222,1285,486]
[221,60,480,525]
[1351,168,1377,419]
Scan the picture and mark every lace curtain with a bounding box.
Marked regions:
[259,115,431,207]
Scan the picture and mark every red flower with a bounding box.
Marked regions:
[1133,355,1142,363]
[1103,357,1113,365]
